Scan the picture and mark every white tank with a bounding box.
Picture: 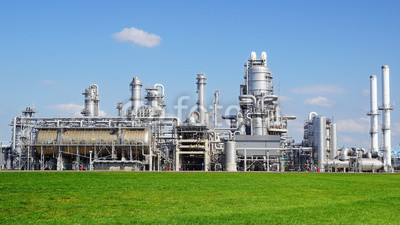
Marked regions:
[248,66,272,95]
[225,141,237,171]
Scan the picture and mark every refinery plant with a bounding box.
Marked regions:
[1,52,395,173]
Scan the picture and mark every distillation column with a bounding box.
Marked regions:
[381,65,392,172]
[330,123,338,159]
[196,73,207,124]
[314,115,326,172]
[130,77,143,116]
[368,75,379,154]
[81,84,99,117]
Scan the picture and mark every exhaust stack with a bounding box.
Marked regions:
[380,65,392,172]
[196,73,207,124]
[368,75,379,154]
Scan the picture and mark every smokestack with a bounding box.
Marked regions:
[381,65,392,172]
[196,73,207,124]
[368,75,379,154]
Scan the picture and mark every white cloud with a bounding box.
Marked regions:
[304,96,334,107]
[292,84,344,95]
[47,103,106,117]
[337,118,369,133]
[112,27,161,47]
[362,89,369,97]
[40,79,56,84]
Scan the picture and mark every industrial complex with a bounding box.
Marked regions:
[0,52,395,172]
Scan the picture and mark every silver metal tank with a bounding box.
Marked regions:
[225,141,237,171]
[357,158,384,172]
[81,84,99,117]
[328,159,349,169]
[252,116,264,135]
[130,76,143,115]
[248,66,272,96]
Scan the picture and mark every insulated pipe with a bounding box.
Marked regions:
[239,95,257,108]
[369,75,379,154]
[196,73,207,124]
[308,112,318,121]
[381,65,392,172]
[153,84,165,97]
[260,95,278,111]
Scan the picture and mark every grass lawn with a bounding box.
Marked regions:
[0,172,399,224]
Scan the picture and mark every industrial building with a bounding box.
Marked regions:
[2,52,394,172]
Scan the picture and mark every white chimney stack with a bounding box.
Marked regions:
[381,65,392,172]
[368,75,379,154]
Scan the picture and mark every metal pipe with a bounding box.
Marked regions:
[308,112,318,121]
[369,75,379,154]
[260,95,278,110]
[381,65,392,172]
[153,84,165,97]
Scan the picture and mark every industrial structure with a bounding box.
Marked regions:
[2,52,394,172]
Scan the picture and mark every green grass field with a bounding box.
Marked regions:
[0,172,399,224]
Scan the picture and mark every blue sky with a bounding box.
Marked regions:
[0,0,399,149]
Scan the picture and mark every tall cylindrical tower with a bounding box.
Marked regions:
[130,77,143,116]
[196,73,207,124]
[381,65,392,172]
[369,75,379,154]
[81,84,99,117]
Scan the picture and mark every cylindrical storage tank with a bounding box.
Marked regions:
[248,66,272,95]
[225,141,237,172]
[357,158,384,172]
[130,77,143,115]
[252,117,263,135]
[330,159,349,169]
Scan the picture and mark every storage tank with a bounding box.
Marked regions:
[248,66,272,96]
[225,141,237,171]
[357,158,384,172]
